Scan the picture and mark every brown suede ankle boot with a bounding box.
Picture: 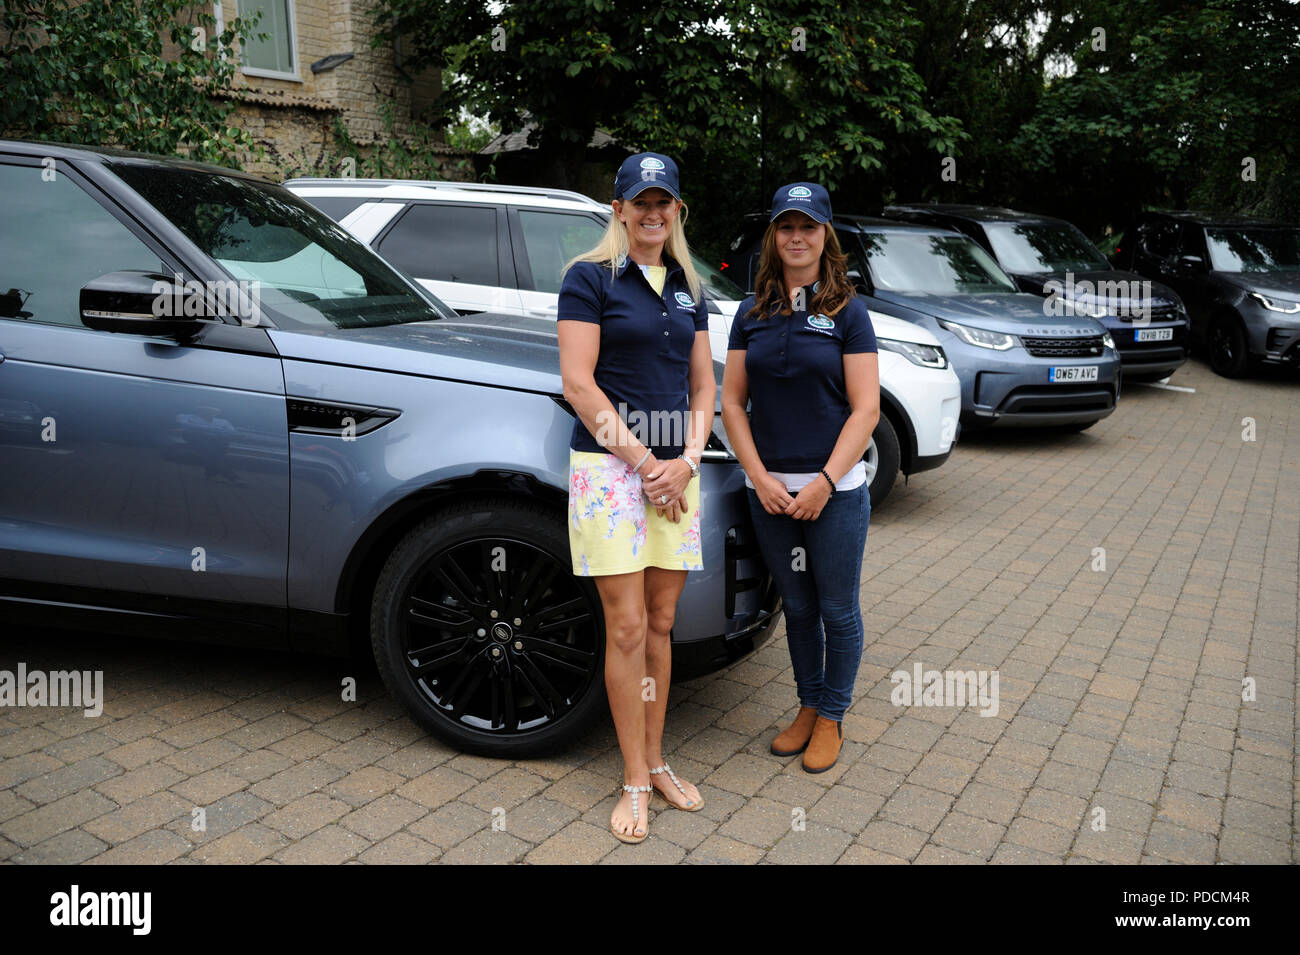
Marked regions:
[770,706,819,756]
[802,716,843,773]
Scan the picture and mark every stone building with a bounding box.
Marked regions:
[203,0,471,179]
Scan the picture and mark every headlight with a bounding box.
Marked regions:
[1101,331,1115,349]
[1249,292,1300,314]
[877,338,949,368]
[936,319,1015,350]
[1064,298,1110,319]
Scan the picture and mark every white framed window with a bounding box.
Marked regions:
[232,0,301,81]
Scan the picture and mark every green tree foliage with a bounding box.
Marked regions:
[1,0,258,167]
[898,1,1085,202]
[1004,0,1300,230]
[373,0,963,259]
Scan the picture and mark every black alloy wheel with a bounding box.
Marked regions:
[371,499,605,756]
[1209,314,1250,378]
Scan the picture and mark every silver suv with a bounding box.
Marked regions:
[0,141,779,757]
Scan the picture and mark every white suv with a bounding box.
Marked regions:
[283,178,961,504]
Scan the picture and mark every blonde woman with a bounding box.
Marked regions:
[557,153,715,843]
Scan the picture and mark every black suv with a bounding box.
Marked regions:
[884,204,1189,383]
[1113,210,1300,377]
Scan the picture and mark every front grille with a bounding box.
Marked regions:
[998,385,1115,415]
[725,524,765,619]
[1021,335,1105,358]
[1117,345,1186,364]
[1267,327,1299,351]
[1118,304,1179,323]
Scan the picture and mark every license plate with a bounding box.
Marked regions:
[1135,327,1173,342]
[1049,365,1099,383]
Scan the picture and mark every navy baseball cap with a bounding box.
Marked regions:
[614,152,681,201]
[770,181,832,223]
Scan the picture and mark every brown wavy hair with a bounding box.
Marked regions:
[747,217,855,320]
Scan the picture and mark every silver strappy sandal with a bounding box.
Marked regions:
[611,782,651,844]
[649,763,703,811]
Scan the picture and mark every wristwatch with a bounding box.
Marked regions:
[679,453,700,480]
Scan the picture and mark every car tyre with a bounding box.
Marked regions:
[1208,313,1251,378]
[370,498,606,757]
[866,414,901,507]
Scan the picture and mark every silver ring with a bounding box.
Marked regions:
[660,495,667,505]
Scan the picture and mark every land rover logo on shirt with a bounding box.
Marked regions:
[788,186,813,198]
[640,157,666,170]
[674,291,695,309]
[808,313,835,330]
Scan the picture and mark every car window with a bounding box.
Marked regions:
[727,222,767,291]
[834,228,872,281]
[1138,218,1180,259]
[0,163,166,327]
[860,231,1018,294]
[518,210,605,294]
[110,163,454,328]
[379,203,499,286]
[692,253,745,302]
[1204,227,1300,272]
[1177,224,1210,262]
[984,222,1110,273]
[298,195,367,223]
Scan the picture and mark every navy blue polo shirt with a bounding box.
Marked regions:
[727,287,877,471]
[559,255,710,459]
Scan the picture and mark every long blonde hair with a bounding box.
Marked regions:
[564,199,703,302]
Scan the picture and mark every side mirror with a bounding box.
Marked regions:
[1176,254,1205,273]
[80,271,206,336]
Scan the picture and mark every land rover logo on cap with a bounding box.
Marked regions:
[674,291,694,308]
[788,186,813,198]
[641,157,666,170]
[808,314,835,329]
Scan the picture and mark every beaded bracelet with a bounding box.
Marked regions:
[820,469,836,495]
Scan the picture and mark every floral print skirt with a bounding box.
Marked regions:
[568,450,703,576]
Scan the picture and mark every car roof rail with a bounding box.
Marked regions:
[281,177,605,206]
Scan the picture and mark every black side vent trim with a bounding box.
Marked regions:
[287,398,401,437]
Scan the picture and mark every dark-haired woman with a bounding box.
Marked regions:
[721,182,879,773]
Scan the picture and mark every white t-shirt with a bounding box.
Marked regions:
[744,461,867,493]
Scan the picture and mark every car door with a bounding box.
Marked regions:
[508,208,608,319]
[1167,224,1218,333]
[0,156,290,627]
[1139,220,1212,329]
[1131,215,1180,276]
[373,201,523,316]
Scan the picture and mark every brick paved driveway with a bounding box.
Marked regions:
[1,358,1295,864]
